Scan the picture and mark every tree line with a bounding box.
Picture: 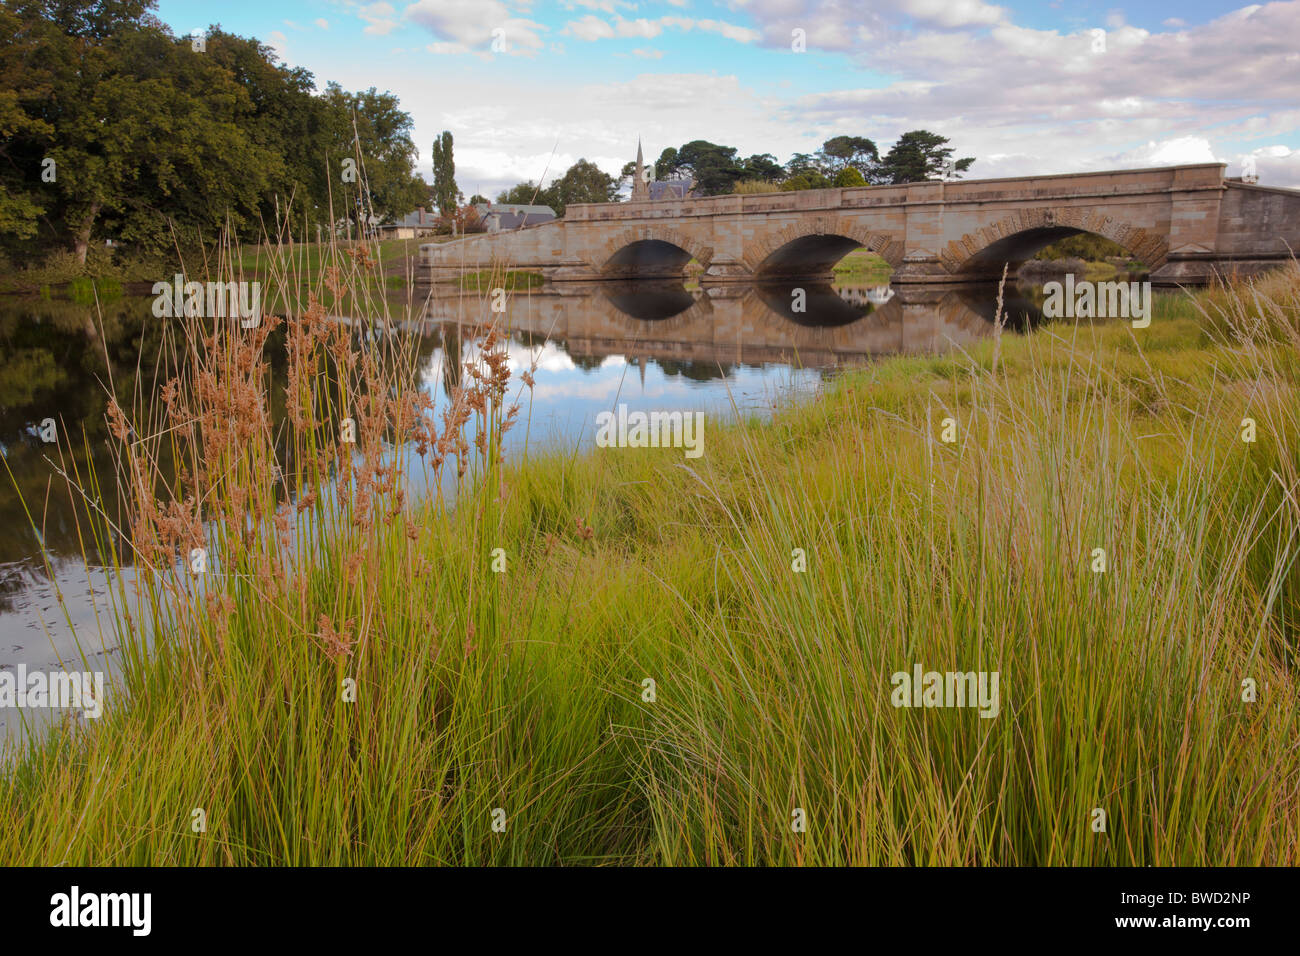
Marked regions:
[630,132,975,195]
[0,0,427,264]
[490,131,976,212]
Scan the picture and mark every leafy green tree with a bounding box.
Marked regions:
[833,167,866,187]
[617,160,636,193]
[660,140,744,196]
[653,147,678,181]
[817,135,879,178]
[202,28,331,233]
[431,130,459,218]
[467,193,490,206]
[740,153,784,182]
[877,130,974,185]
[548,159,617,215]
[6,5,278,261]
[321,84,426,228]
[0,89,50,240]
[781,171,831,191]
[495,160,615,216]
[785,153,821,177]
[0,1,430,261]
[89,27,279,254]
[496,181,550,206]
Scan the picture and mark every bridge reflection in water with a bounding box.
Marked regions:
[416,279,1043,374]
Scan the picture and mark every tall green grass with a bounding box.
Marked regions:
[2,249,1297,865]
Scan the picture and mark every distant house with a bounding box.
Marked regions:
[377,207,440,240]
[473,203,556,232]
[649,179,692,201]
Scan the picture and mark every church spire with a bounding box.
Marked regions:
[632,138,650,201]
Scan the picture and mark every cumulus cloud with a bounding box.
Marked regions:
[567,14,616,40]
[405,0,547,54]
[1114,136,1219,167]
[902,0,1006,29]
[358,2,399,36]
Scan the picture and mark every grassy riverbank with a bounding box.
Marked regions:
[2,262,1298,865]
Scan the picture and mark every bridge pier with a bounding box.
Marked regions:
[701,262,761,283]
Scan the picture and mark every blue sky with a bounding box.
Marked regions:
[152,0,1300,195]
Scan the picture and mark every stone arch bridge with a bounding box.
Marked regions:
[422,164,1300,285]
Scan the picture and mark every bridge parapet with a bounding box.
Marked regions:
[563,164,1230,223]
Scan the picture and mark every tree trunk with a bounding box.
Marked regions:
[73,201,100,265]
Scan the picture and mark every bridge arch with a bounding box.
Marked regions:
[598,225,714,279]
[942,207,1170,278]
[744,215,905,279]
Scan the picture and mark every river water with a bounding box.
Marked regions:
[0,275,1067,744]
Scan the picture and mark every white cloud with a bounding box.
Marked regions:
[617,18,664,38]
[315,18,330,30]
[565,13,759,44]
[405,0,547,54]
[1115,136,1218,167]
[631,48,664,59]
[566,15,616,40]
[359,2,399,36]
[561,0,633,12]
[903,0,1005,29]
[693,18,761,43]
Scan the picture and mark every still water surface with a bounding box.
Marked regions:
[0,275,1059,742]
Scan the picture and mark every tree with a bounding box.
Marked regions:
[8,8,279,261]
[496,181,550,206]
[740,153,784,182]
[781,171,831,191]
[785,153,821,177]
[0,2,430,262]
[431,130,459,218]
[467,193,490,206]
[833,167,866,187]
[496,160,616,217]
[662,140,745,196]
[321,84,426,229]
[653,147,678,181]
[817,135,879,178]
[876,130,974,185]
[202,28,331,234]
[0,81,50,240]
[548,159,617,215]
